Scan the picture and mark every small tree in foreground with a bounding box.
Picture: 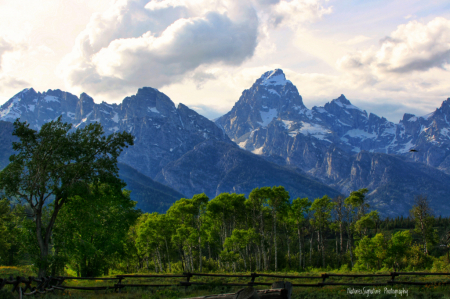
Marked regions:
[0,117,133,277]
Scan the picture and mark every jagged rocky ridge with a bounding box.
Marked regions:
[0,87,232,179]
[0,87,342,212]
[216,69,450,216]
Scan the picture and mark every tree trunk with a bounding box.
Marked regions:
[165,238,171,272]
[189,245,194,271]
[335,231,338,266]
[199,235,202,272]
[240,251,247,270]
[153,252,159,273]
[309,233,313,267]
[274,212,277,272]
[35,197,65,278]
[179,246,185,271]
[208,242,212,261]
[349,229,353,268]
[157,248,164,272]
[260,210,267,271]
[321,229,325,269]
[35,209,49,278]
[287,235,291,269]
[256,245,261,271]
[297,223,302,270]
[249,245,252,271]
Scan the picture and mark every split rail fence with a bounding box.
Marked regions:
[1,271,450,298]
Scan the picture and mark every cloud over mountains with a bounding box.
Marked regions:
[57,0,259,95]
[338,17,450,77]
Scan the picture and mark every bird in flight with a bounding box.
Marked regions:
[409,149,418,152]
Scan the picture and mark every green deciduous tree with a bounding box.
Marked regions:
[0,200,27,266]
[354,235,377,270]
[355,210,379,236]
[410,195,438,255]
[267,186,290,272]
[54,184,140,277]
[0,117,133,277]
[345,188,369,268]
[247,187,271,270]
[290,197,311,270]
[0,199,12,263]
[386,230,412,271]
[310,195,335,268]
[332,195,346,264]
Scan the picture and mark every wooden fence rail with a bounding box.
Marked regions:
[2,271,450,297]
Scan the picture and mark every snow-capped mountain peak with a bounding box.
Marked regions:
[328,94,366,114]
[258,69,291,86]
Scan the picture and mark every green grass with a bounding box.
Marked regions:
[2,267,450,298]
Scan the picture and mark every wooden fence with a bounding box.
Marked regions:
[2,271,450,298]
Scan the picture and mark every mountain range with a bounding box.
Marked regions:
[1,69,450,216]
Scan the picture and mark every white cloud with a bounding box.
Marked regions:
[57,0,259,96]
[0,37,15,71]
[0,37,31,91]
[331,16,450,115]
[252,0,332,29]
[338,17,450,74]
[273,0,332,28]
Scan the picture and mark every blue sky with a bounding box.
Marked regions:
[1,0,450,122]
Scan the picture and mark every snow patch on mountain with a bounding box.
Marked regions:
[259,108,278,127]
[281,120,294,130]
[315,107,327,113]
[344,129,377,140]
[299,122,331,137]
[44,95,60,103]
[287,122,331,139]
[381,126,396,136]
[267,89,280,97]
[252,146,264,155]
[441,128,450,137]
[148,107,160,114]
[238,139,248,149]
[112,112,119,123]
[0,97,21,120]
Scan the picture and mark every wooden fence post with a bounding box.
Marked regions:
[12,276,21,293]
[116,277,123,293]
[183,272,193,293]
[390,272,398,284]
[250,273,258,286]
[0,278,6,291]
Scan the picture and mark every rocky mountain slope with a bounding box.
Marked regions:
[155,139,341,200]
[117,162,185,213]
[216,69,450,215]
[0,87,232,178]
